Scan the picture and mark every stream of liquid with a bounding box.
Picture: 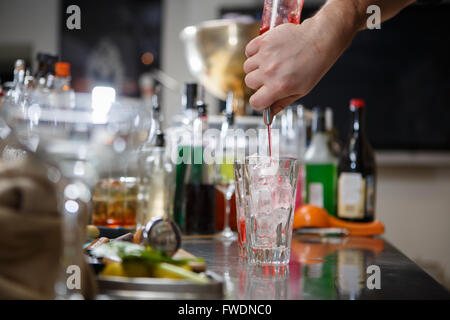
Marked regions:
[267,124,272,157]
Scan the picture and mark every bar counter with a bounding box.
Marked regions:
[182,236,450,300]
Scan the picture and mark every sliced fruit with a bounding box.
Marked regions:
[153,263,209,284]
[101,262,126,277]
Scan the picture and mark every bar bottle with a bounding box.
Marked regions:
[304,106,338,215]
[337,99,376,222]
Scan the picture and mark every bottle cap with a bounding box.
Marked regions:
[55,62,71,77]
[14,59,25,70]
[350,98,366,108]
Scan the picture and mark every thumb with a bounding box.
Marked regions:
[270,95,303,116]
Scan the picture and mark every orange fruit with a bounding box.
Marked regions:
[293,204,330,229]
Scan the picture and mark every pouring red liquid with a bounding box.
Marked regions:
[258,0,304,156]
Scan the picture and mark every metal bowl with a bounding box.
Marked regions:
[180,19,260,115]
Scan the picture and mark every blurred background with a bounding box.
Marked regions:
[0,0,449,288]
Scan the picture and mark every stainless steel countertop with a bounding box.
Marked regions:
[182,236,450,300]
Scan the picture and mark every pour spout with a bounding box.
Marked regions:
[263,108,273,126]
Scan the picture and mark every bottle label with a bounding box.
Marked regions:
[338,173,365,219]
[309,183,324,208]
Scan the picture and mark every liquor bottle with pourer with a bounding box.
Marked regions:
[304,106,338,216]
[137,84,175,228]
[337,99,376,222]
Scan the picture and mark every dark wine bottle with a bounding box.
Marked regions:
[337,99,376,222]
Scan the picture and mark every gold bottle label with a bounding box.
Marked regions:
[338,173,365,219]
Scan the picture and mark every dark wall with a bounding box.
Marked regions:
[60,0,162,97]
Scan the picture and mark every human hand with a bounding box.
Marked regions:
[244,7,357,115]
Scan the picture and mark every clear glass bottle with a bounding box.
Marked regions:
[0,60,29,161]
[6,59,26,104]
[137,85,175,228]
[50,62,75,109]
[325,107,342,157]
[137,131,175,228]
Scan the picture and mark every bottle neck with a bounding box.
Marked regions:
[45,74,54,90]
[182,94,198,124]
[54,75,71,90]
[312,109,326,134]
[13,69,25,86]
[306,108,336,162]
[153,114,161,133]
[349,107,366,135]
[183,108,197,125]
[305,133,335,163]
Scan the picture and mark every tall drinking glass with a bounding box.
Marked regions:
[243,156,300,265]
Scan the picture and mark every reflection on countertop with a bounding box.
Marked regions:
[182,236,450,300]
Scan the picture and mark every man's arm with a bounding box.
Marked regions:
[244,0,416,114]
[331,0,416,31]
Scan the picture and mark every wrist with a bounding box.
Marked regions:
[314,0,365,39]
[305,1,362,62]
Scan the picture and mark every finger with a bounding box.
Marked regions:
[243,57,259,74]
[270,95,302,116]
[244,70,263,91]
[245,36,262,58]
[249,85,278,110]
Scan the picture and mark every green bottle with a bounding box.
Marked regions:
[172,84,216,234]
[172,83,199,229]
[304,106,338,215]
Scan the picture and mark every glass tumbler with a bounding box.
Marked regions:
[243,156,300,265]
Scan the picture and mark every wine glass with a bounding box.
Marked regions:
[2,89,151,298]
[214,131,238,241]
